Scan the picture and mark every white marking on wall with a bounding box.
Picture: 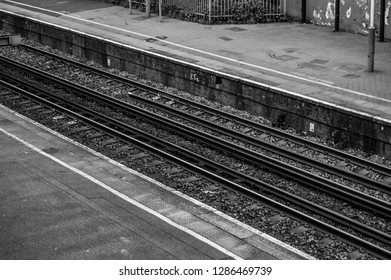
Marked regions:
[326,1,335,20]
[355,0,366,8]
[365,11,370,20]
[386,1,391,26]
[346,7,352,18]
[313,9,322,19]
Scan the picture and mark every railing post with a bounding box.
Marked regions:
[146,0,151,17]
[129,0,132,14]
[208,0,212,23]
[159,0,162,22]
[301,0,306,23]
[284,0,286,14]
[334,0,340,32]
[367,0,375,72]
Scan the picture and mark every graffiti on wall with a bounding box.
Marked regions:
[311,0,390,36]
[312,1,338,26]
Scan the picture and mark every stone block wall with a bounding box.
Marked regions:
[286,0,391,39]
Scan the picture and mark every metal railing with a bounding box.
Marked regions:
[161,0,286,22]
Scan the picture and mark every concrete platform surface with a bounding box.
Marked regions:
[0,105,312,260]
[0,0,390,122]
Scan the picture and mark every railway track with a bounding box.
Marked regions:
[0,47,390,259]
[17,45,391,197]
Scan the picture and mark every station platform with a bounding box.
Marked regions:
[0,105,311,260]
[0,0,390,122]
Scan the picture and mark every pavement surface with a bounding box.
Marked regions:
[0,0,390,121]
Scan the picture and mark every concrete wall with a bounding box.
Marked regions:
[1,12,390,157]
[286,0,303,19]
[286,0,391,39]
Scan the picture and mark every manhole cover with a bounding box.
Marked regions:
[310,59,329,64]
[219,36,233,41]
[225,27,247,32]
[275,55,298,61]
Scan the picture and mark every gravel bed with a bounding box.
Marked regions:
[3,45,390,196]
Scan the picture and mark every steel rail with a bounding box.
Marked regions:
[19,44,391,180]
[130,92,391,195]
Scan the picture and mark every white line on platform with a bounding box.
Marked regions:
[0,126,244,260]
[4,0,391,106]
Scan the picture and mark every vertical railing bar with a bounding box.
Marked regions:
[284,0,286,14]
[265,0,268,15]
[224,0,226,20]
[209,0,211,22]
[224,0,226,18]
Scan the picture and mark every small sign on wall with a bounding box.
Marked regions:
[310,122,315,132]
